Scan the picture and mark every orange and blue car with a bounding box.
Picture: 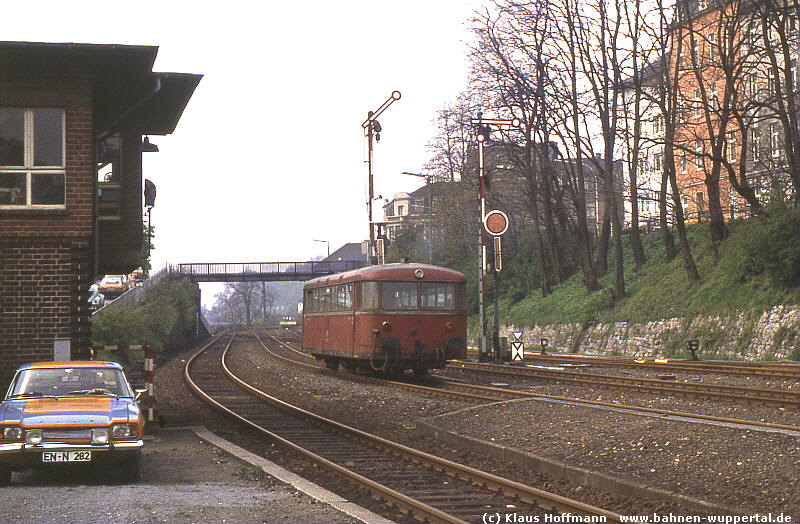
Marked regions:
[0,361,145,484]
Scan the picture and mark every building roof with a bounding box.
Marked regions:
[324,243,364,262]
[0,41,202,136]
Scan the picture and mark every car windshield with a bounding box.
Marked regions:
[7,367,132,398]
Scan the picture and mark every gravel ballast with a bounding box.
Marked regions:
[156,333,799,521]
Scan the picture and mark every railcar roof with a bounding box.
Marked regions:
[18,361,123,371]
[304,263,465,288]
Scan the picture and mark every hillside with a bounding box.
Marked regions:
[449,203,798,357]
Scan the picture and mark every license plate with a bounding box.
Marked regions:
[42,451,92,462]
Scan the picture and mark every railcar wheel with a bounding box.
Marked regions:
[413,368,429,377]
[324,359,339,371]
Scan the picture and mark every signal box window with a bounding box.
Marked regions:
[0,107,65,207]
[382,282,418,310]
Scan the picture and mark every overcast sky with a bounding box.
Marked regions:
[6,0,485,272]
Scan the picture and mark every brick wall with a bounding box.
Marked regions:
[0,74,94,383]
[0,240,91,380]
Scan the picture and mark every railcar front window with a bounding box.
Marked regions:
[421,282,456,310]
[382,282,418,310]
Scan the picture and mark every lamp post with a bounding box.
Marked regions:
[470,113,520,360]
[362,91,401,264]
[313,239,330,258]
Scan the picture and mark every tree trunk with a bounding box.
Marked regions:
[659,169,677,262]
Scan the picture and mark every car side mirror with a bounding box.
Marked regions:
[134,388,147,402]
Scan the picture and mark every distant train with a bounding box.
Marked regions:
[302,263,467,375]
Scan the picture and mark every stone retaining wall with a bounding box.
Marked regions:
[502,304,800,360]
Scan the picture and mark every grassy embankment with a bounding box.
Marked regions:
[452,204,799,358]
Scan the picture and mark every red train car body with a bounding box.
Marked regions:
[302,263,467,374]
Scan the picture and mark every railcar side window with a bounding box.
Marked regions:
[305,290,316,313]
[362,281,379,310]
[382,282,418,310]
[337,283,353,310]
[420,282,456,310]
[306,284,353,313]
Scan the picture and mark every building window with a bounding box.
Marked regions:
[695,191,705,217]
[729,186,739,218]
[726,131,737,160]
[770,123,781,157]
[749,127,760,161]
[653,115,664,134]
[680,150,688,173]
[707,33,716,61]
[710,83,719,111]
[654,152,663,172]
[0,107,65,206]
[695,139,704,168]
[694,88,703,118]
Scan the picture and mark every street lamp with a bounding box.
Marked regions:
[470,112,520,360]
[313,239,330,258]
[362,90,401,264]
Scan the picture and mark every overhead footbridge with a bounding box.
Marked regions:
[176,261,365,282]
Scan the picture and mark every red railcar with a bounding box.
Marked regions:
[302,263,467,374]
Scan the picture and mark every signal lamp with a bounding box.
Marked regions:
[446,322,455,332]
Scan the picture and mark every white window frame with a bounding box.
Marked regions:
[770,123,781,158]
[726,131,737,159]
[0,107,66,208]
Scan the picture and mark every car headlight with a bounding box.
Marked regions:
[25,429,42,445]
[2,426,22,441]
[111,424,137,439]
[91,428,109,444]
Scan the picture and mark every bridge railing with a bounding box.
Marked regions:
[176,260,364,282]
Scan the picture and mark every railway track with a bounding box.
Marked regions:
[522,353,799,380]
[261,331,799,433]
[185,333,633,524]
[268,331,796,408]
[448,361,799,409]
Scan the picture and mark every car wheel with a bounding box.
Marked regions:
[0,467,11,486]
[120,457,140,483]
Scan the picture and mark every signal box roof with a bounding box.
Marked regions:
[0,41,202,135]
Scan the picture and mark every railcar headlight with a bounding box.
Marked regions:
[111,424,137,439]
[445,322,455,332]
[2,426,22,441]
[381,321,392,332]
[25,429,42,445]
[91,428,109,444]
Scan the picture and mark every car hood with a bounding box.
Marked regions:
[0,397,136,426]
